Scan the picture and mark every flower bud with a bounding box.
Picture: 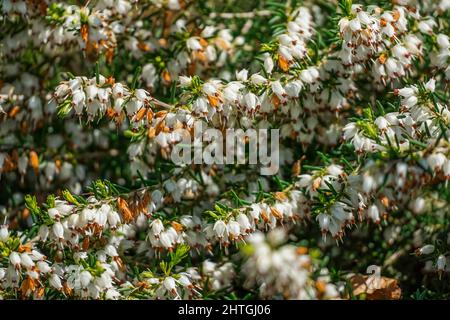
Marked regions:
[416,244,435,256]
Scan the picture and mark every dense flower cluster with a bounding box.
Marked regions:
[0,0,449,300]
[242,229,339,299]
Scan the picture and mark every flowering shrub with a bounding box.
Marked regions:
[0,0,449,300]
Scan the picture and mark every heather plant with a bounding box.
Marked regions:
[0,0,449,300]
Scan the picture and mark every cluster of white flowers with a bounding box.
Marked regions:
[53,75,158,119]
[1,0,449,299]
[416,244,450,278]
[242,229,338,299]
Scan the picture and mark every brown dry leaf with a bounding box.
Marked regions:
[117,197,134,223]
[187,61,197,75]
[162,69,171,83]
[193,50,207,63]
[63,282,73,296]
[198,38,208,48]
[105,46,115,64]
[36,286,45,298]
[155,119,166,135]
[271,94,280,110]
[20,277,36,297]
[349,274,401,300]
[296,246,308,255]
[207,95,220,107]
[29,150,39,174]
[274,191,288,201]
[215,38,230,50]
[18,243,32,253]
[1,154,16,172]
[378,53,387,64]
[114,256,126,272]
[137,41,151,52]
[155,110,168,118]
[134,107,147,122]
[80,24,89,43]
[380,196,389,207]
[392,10,400,21]
[21,208,30,220]
[147,127,156,139]
[171,221,184,232]
[158,38,168,48]
[278,55,290,72]
[312,177,322,190]
[106,107,116,119]
[105,75,115,85]
[270,207,283,220]
[55,159,62,170]
[82,237,90,251]
[292,160,301,176]
[9,105,20,118]
[38,1,48,15]
[260,209,270,223]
